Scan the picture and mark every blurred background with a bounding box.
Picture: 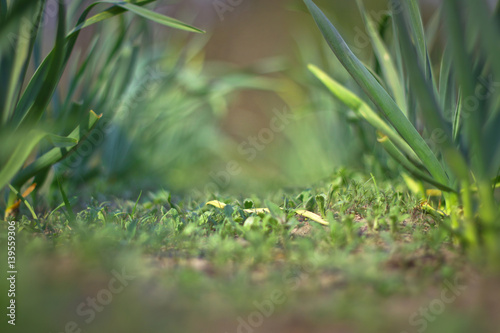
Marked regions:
[16,0,460,207]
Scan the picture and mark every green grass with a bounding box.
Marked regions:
[1,172,497,333]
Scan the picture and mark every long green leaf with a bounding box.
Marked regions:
[67,1,204,35]
[462,0,500,178]
[405,0,429,76]
[13,1,66,128]
[8,184,38,222]
[443,0,485,175]
[402,0,440,104]
[57,177,76,222]
[12,0,203,128]
[377,133,456,193]
[1,0,46,125]
[303,0,452,189]
[10,111,102,189]
[392,2,456,153]
[438,47,455,112]
[464,0,500,87]
[47,134,79,148]
[355,0,406,112]
[452,91,462,143]
[0,130,47,190]
[308,64,421,165]
[104,1,205,33]
[444,0,498,241]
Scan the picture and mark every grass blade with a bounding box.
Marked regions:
[6,184,38,222]
[57,177,76,222]
[102,1,205,33]
[68,1,204,36]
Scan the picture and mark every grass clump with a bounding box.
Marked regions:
[304,0,500,260]
[0,1,203,219]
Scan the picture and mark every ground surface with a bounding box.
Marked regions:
[1,174,499,333]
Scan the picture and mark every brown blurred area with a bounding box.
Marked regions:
[183,0,443,63]
[162,0,412,140]
[65,0,446,133]
[163,0,397,135]
[57,0,482,188]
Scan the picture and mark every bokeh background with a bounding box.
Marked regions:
[49,0,390,199]
[21,0,481,205]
